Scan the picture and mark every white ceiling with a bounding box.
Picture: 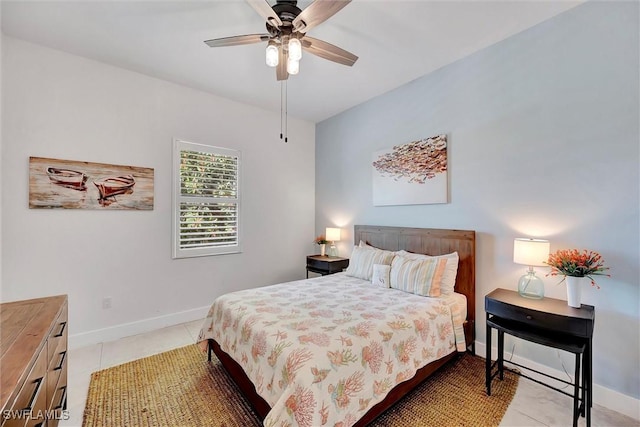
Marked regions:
[1,1,582,123]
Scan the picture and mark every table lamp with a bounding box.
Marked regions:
[325,227,341,257]
[513,238,550,299]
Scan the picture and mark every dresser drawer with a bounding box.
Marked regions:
[51,362,67,411]
[46,361,67,427]
[46,349,66,411]
[2,350,48,427]
[47,318,67,367]
[47,334,67,372]
[47,305,68,364]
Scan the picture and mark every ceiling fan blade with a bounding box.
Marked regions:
[293,0,351,33]
[276,47,289,81]
[204,34,270,48]
[247,0,283,28]
[302,37,358,66]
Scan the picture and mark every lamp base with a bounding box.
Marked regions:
[518,271,544,299]
[328,243,338,257]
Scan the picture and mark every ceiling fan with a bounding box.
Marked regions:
[204,0,358,81]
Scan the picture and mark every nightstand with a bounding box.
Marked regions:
[306,255,349,278]
[485,288,594,427]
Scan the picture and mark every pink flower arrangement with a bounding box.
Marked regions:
[545,249,610,288]
[314,235,328,245]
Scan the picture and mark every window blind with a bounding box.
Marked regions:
[173,140,241,258]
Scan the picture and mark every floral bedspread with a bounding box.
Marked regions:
[197,273,466,427]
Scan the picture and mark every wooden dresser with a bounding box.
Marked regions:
[1,295,68,427]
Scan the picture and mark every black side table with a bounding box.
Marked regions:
[485,288,594,427]
[306,255,349,278]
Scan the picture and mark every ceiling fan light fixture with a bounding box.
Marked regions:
[287,57,299,75]
[266,41,279,67]
[288,37,302,61]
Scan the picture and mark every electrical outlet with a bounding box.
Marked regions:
[102,297,112,310]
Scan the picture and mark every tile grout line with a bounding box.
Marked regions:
[185,322,199,343]
[516,408,550,426]
[98,342,104,370]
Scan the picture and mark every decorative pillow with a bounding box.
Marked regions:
[395,250,459,295]
[358,240,376,249]
[389,255,447,297]
[345,246,395,281]
[371,264,391,288]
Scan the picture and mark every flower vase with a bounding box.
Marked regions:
[320,244,326,256]
[565,276,584,308]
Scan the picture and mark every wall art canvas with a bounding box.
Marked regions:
[372,134,448,206]
[29,157,154,210]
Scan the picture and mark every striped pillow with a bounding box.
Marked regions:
[395,250,459,295]
[345,246,395,281]
[389,255,448,297]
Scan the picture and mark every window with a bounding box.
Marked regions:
[173,139,241,258]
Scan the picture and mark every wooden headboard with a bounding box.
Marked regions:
[354,225,476,346]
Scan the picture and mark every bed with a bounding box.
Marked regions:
[198,225,475,426]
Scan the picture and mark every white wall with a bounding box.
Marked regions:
[316,0,639,414]
[1,36,316,345]
[0,15,4,289]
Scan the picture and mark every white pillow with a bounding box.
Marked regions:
[389,255,447,297]
[345,246,395,281]
[371,264,391,288]
[395,250,459,295]
[359,240,376,249]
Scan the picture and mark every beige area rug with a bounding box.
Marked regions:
[83,344,518,427]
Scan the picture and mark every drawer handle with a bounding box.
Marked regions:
[54,321,67,337]
[23,377,43,412]
[526,315,532,320]
[54,351,67,371]
[54,385,67,411]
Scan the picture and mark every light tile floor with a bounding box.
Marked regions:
[61,321,637,427]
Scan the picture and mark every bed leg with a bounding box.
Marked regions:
[465,319,476,355]
[207,339,213,362]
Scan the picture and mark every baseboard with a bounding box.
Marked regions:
[475,341,640,421]
[68,305,210,349]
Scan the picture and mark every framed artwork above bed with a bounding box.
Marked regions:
[372,134,448,206]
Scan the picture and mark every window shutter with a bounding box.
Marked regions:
[173,140,241,258]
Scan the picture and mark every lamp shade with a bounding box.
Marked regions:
[325,227,341,242]
[513,238,550,267]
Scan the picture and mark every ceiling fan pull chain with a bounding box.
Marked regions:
[285,80,288,143]
[280,81,284,140]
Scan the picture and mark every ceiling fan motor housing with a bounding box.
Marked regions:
[267,0,303,35]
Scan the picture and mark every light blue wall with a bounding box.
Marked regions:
[316,2,639,399]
